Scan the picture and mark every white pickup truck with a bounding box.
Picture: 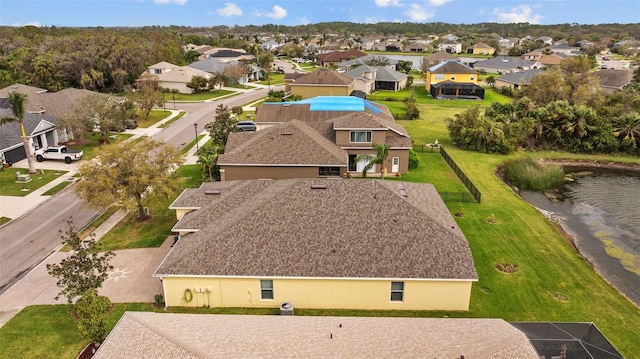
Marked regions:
[34,146,83,164]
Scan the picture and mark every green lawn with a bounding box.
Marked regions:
[135,109,172,128]
[0,217,11,226]
[0,169,68,196]
[257,73,285,85]
[396,103,640,358]
[42,181,73,196]
[163,89,234,102]
[93,165,203,252]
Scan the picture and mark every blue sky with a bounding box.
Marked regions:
[1,0,638,27]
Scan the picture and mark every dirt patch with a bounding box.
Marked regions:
[495,262,519,273]
[550,291,569,302]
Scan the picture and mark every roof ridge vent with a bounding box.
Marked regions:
[204,189,220,195]
[397,184,408,197]
[310,184,327,189]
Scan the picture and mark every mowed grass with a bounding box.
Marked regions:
[0,169,68,196]
[94,165,203,252]
[397,102,640,358]
[163,89,234,102]
[135,109,172,128]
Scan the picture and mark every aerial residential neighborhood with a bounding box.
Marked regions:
[0,1,639,358]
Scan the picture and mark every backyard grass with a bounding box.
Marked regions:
[257,73,285,85]
[396,104,640,358]
[0,169,68,197]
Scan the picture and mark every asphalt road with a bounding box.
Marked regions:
[0,86,276,295]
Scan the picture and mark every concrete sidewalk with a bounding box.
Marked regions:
[0,209,172,328]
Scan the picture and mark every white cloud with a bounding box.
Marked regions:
[493,5,542,24]
[298,17,310,25]
[9,21,43,27]
[375,0,401,7]
[427,0,451,6]
[216,2,243,17]
[264,5,288,19]
[154,0,187,5]
[404,3,434,22]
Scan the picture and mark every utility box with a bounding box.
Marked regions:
[280,302,294,316]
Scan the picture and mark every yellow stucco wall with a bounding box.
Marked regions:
[290,83,354,99]
[161,276,473,311]
[175,208,191,221]
[425,71,478,86]
[472,48,496,55]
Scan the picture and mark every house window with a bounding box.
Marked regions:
[154,69,162,74]
[350,131,372,143]
[348,154,357,171]
[390,281,404,302]
[434,74,445,80]
[319,167,340,177]
[260,280,273,300]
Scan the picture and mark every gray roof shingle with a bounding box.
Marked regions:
[157,178,478,280]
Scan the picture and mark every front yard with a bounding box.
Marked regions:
[0,169,68,196]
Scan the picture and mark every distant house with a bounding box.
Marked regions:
[438,41,462,54]
[156,178,478,311]
[535,36,554,45]
[494,69,545,90]
[94,313,539,358]
[0,84,99,164]
[473,57,542,75]
[521,50,543,61]
[594,69,634,93]
[261,39,281,51]
[288,68,355,99]
[188,58,260,83]
[425,61,484,99]
[405,42,430,53]
[345,65,408,92]
[140,62,212,94]
[537,54,564,67]
[467,42,496,55]
[546,44,581,56]
[422,51,459,67]
[223,96,412,179]
[316,49,366,67]
[337,54,398,72]
[199,47,254,62]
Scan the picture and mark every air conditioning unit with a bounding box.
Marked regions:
[280,302,294,316]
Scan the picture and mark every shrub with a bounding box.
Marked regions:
[502,157,565,190]
[408,148,420,169]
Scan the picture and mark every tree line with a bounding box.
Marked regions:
[447,58,640,155]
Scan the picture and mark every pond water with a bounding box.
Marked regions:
[519,169,640,307]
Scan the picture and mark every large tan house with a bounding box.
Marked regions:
[139,61,211,94]
[218,96,412,180]
[288,68,355,98]
[157,178,478,311]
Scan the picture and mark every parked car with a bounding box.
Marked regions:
[236,121,257,132]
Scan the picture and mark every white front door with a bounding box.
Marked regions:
[391,157,399,173]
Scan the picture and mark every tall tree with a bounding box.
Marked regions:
[224,62,251,87]
[197,144,220,181]
[46,220,115,304]
[353,143,390,179]
[74,138,183,221]
[205,104,237,148]
[0,92,36,173]
[127,78,163,120]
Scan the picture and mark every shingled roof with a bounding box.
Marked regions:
[317,48,366,63]
[218,120,347,167]
[158,178,478,280]
[94,312,539,359]
[291,68,354,86]
[429,60,477,74]
[424,51,458,61]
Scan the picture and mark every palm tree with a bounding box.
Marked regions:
[1,92,36,174]
[197,145,220,181]
[352,143,390,179]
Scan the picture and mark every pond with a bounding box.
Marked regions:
[519,168,640,307]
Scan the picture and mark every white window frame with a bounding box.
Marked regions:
[350,131,372,143]
[390,281,404,302]
[260,280,274,300]
[434,74,445,80]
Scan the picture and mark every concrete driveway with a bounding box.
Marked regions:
[0,235,173,328]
